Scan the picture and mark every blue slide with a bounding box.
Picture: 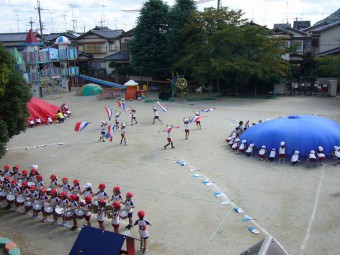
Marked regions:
[78,74,125,89]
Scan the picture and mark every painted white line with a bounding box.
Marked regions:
[299,166,325,253]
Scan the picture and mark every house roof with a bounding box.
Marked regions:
[77,27,124,40]
[273,26,307,36]
[307,20,340,33]
[0,32,36,42]
[317,47,340,57]
[104,51,130,61]
[26,29,39,43]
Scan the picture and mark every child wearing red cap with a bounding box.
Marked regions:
[69,194,79,231]
[6,179,20,210]
[29,168,38,183]
[11,165,21,180]
[50,189,61,224]
[93,183,108,200]
[123,192,135,229]
[49,174,58,189]
[193,111,202,129]
[97,198,106,230]
[3,165,12,177]
[24,186,38,214]
[164,126,175,149]
[37,188,48,221]
[108,186,123,204]
[21,169,29,182]
[36,175,44,190]
[111,201,121,234]
[59,192,70,226]
[83,195,93,227]
[134,210,152,254]
[59,177,71,193]
[70,179,82,201]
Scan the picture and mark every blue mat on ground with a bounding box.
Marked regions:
[69,225,125,255]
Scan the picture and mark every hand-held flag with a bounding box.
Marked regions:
[118,101,126,110]
[104,107,113,121]
[189,116,206,123]
[74,122,90,132]
[201,107,216,112]
[157,101,168,112]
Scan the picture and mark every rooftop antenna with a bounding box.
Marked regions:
[99,18,105,27]
[102,4,106,26]
[34,0,47,42]
[286,0,289,24]
[28,17,35,30]
[69,3,78,31]
[62,14,67,31]
[13,9,21,32]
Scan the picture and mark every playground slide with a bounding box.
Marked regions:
[78,74,125,89]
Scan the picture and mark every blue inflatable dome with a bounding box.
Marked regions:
[240,115,340,156]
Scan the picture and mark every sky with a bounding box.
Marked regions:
[0,0,339,34]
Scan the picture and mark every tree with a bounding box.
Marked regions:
[166,0,196,71]
[315,55,340,79]
[0,43,32,158]
[130,0,170,79]
[177,7,288,89]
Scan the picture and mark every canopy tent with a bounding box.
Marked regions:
[240,115,340,156]
[27,97,60,124]
[76,83,103,96]
[124,80,138,100]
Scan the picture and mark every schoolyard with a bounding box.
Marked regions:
[0,91,340,255]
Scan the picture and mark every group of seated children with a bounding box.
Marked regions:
[27,103,71,127]
[227,136,340,167]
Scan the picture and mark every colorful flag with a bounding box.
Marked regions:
[118,101,126,110]
[162,125,180,132]
[157,101,168,112]
[189,116,206,123]
[105,124,116,139]
[201,107,216,112]
[74,122,90,132]
[104,107,113,121]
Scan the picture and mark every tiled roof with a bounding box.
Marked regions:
[317,47,340,57]
[91,29,124,39]
[0,32,37,42]
[104,51,130,61]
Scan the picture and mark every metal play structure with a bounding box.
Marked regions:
[171,71,188,100]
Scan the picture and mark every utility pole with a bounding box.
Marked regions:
[28,17,34,30]
[217,0,221,10]
[35,0,46,43]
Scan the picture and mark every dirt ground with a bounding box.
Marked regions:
[1,91,340,255]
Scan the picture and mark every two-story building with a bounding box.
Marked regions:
[76,26,124,78]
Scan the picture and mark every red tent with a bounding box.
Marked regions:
[27,97,60,124]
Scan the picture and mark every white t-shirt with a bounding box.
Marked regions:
[269,150,276,158]
[291,154,299,162]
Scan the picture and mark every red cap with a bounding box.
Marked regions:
[126,192,133,198]
[4,176,10,180]
[112,201,121,208]
[4,165,10,170]
[98,198,106,204]
[50,189,58,195]
[59,191,67,197]
[50,174,56,179]
[30,186,36,191]
[36,174,43,180]
[30,169,37,174]
[40,187,46,193]
[138,210,145,218]
[22,181,28,187]
[69,194,77,200]
[85,196,92,202]
[11,179,18,185]
[73,179,79,184]
[14,165,19,169]
[113,186,120,191]
[62,177,68,182]
[98,183,106,189]
[22,169,28,175]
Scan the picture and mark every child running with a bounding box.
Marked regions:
[120,123,127,145]
[130,108,138,125]
[193,111,201,129]
[183,118,189,140]
[114,111,121,131]
[152,106,163,124]
[164,125,175,149]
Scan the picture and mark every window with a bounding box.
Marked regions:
[90,61,102,70]
[295,42,303,53]
[84,43,106,54]
[78,44,84,52]
[109,43,117,52]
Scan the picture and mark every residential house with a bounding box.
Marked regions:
[76,26,124,77]
[0,31,40,52]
